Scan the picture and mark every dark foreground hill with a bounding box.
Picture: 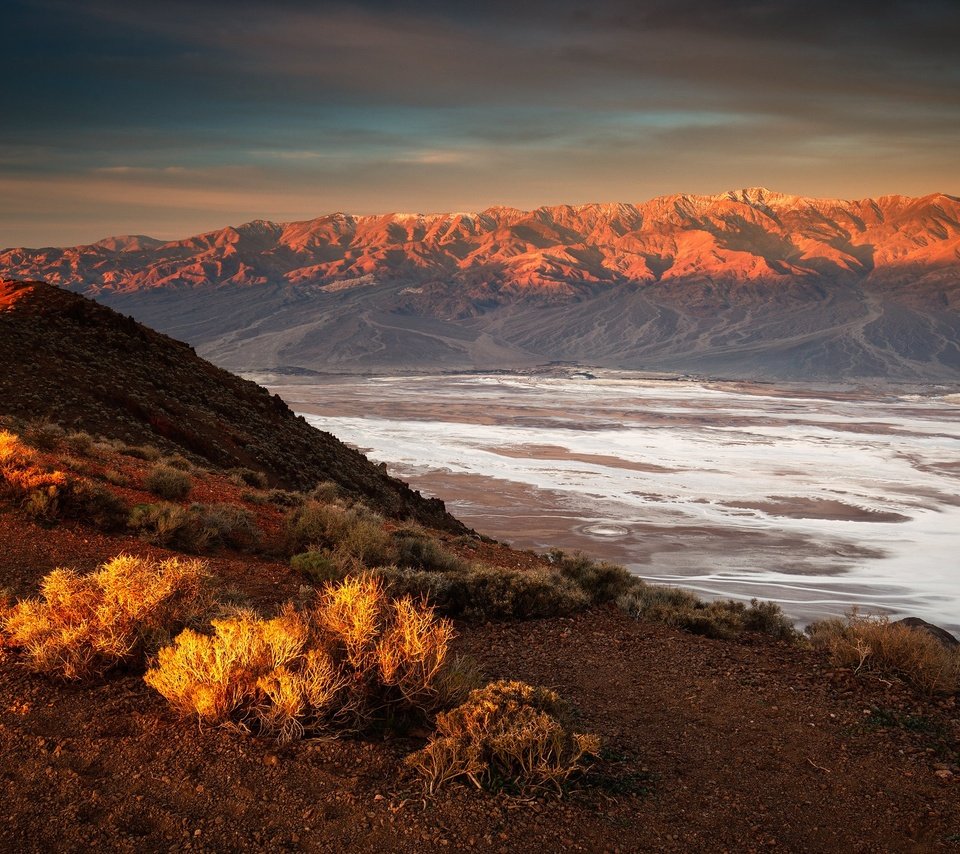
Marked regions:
[0,279,462,530]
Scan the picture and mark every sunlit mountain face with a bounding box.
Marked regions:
[3,188,958,379]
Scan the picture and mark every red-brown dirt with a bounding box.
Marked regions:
[1,448,958,852]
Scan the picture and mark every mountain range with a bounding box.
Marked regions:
[3,187,959,380]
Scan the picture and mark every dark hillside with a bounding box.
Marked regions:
[0,279,463,531]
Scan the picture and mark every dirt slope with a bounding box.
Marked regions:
[0,279,462,531]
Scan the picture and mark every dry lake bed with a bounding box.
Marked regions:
[266,372,960,632]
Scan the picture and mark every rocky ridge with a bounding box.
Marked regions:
[2,188,959,379]
[0,279,463,531]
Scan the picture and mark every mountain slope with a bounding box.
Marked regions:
[3,188,959,379]
[0,279,463,530]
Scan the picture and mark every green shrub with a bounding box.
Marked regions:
[130,502,205,552]
[191,503,260,551]
[309,481,340,502]
[161,454,197,472]
[229,467,268,489]
[63,480,130,531]
[375,564,588,621]
[617,585,796,641]
[550,550,634,604]
[462,565,589,620]
[373,567,472,614]
[146,464,192,500]
[742,598,797,640]
[285,500,392,564]
[291,551,350,585]
[267,489,306,508]
[406,680,600,794]
[394,533,468,573]
[100,468,132,487]
[130,501,259,553]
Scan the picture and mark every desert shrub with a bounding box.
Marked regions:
[241,490,269,505]
[0,431,34,469]
[161,454,197,472]
[100,468,132,488]
[267,489,306,508]
[229,467,268,489]
[394,532,468,574]
[119,443,161,461]
[193,503,260,551]
[285,500,393,564]
[1,555,210,680]
[550,550,634,604]
[129,502,259,553]
[145,575,455,742]
[808,613,960,695]
[0,431,130,529]
[63,431,95,456]
[0,431,69,519]
[460,565,589,620]
[63,480,130,531]
[617,584,796,641]
[21,420,65,450]
[309,481,340,503]
[130,502,202,551]
[406,680,600,794]
[291,551,350,585]
[146,464,192,500]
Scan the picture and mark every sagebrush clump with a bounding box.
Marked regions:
[808,612,959,695]
[146,463,193,500]
[129,501,259,553]
[1,554,210,679]
[145,574,455,741]
[229,467,268,489]
[617,584,796,641]
[406,679,600,793]
[0,430,129,529]
[285,500,393,564]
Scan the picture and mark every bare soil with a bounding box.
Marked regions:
[1,484,958,852]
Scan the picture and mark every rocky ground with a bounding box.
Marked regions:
[1,487,957,852]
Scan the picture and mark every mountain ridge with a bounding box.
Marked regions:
[2,188,959,380]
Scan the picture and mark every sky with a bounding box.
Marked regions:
[2,0,959,247]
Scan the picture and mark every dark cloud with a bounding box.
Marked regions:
[1,0,958,246]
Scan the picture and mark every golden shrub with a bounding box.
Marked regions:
[145,574,455,741]
[0,430,70,519]
[1,554,210,680]
[406,680,600,794]
[808,612,960,695]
